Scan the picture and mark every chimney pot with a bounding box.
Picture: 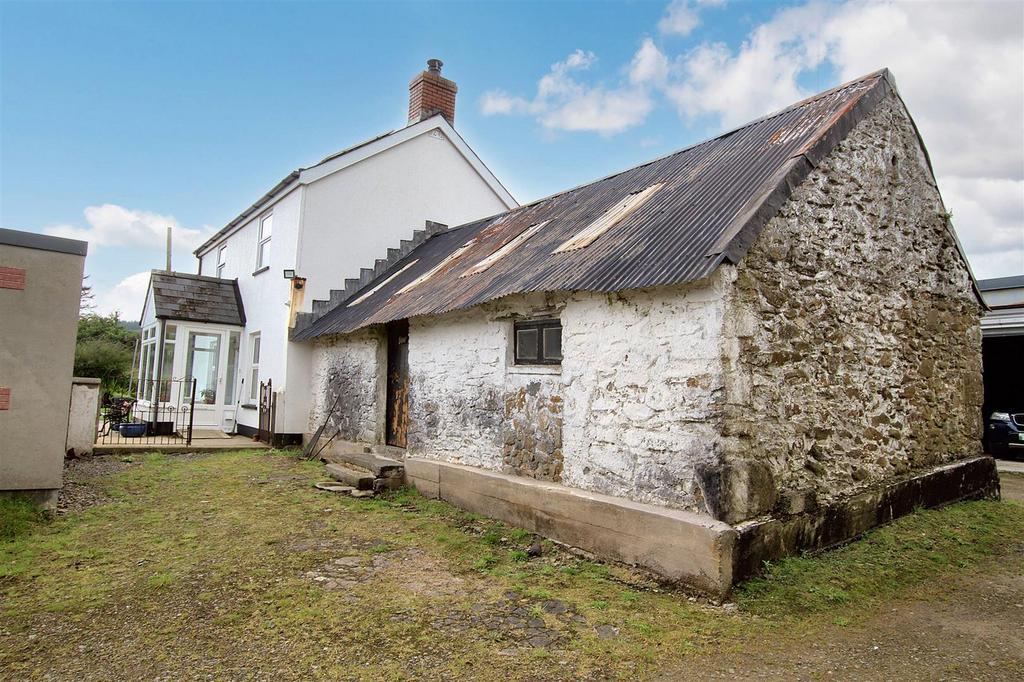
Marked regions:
[408,59,457,126]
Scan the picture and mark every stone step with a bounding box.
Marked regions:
[326,443,405,479]
[325,463,375,490]
[369,444,409,462]
[314,481,376,498]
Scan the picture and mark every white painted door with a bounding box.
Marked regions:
[185,331,224,428]
[183,329,241,432]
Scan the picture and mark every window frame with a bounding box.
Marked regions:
[216,244,227,279]
[513,318,562,366]
[248,332,261,401]
[255,213,273,271]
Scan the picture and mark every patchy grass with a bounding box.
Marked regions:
[737,499,1024,618]
[1,449,1022,681]
[0,494,48,542]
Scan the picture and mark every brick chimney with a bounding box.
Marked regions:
[408,59,457,126]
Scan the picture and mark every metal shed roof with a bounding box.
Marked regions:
[977,275,1024,292]
[294,69,903,341]
[149,271,245,326]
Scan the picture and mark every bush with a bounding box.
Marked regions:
[75,337,135,392]
[75,313,138,393]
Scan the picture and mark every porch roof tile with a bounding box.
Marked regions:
[149,271,245,326]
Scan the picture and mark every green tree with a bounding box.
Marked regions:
[74,312,138,394]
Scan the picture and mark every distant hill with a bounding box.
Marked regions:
[118,320,141,333]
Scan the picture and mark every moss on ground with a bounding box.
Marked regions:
[1,450,1021,681]
[0,495,48,542]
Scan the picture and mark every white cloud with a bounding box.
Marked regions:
[42,203,217,317]
[630,38,671,86]
[658,0,725,37]
[44,204,213,253]
[656,0,1023,278]
[480,49,652,135]
[93,271,151,318]
[480,90,533,116]
[481,0,1023,277]
[941,177,1024,278]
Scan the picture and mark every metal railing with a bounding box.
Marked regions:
[96,378,197,445]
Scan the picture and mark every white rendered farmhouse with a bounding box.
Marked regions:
[136,60,516,442]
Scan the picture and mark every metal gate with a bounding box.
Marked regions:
[96,378,197,446]
[257,379,276,444]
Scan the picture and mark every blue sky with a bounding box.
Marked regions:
[2,0,1021,315]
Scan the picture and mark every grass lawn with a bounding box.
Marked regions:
[1,449,1022,681]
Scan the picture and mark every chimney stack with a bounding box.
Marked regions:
[408,58,457,126]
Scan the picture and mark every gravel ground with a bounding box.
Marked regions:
[1000,473,1024,503]
[653,555,1024,681]
[56,456,139,514]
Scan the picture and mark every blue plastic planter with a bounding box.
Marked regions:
[119,422,147,438]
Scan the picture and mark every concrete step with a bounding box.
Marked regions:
[314,481,376,498]
[325,463,375,490]
[327,448,405,479]
[369,444,408,462]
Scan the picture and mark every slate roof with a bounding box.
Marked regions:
[294,69,939,341]
[148,271,245,326]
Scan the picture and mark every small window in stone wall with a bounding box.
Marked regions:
[514,319,562,365]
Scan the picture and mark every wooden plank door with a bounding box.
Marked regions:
[385,320,409,448]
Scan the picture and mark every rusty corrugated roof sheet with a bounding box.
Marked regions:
[295,69,898,341]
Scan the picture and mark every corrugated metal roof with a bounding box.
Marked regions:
[150,271,245,326]
[295,69,896,341]
[977,275,1024,292]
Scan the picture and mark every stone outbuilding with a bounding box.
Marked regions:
[293,70,998,595]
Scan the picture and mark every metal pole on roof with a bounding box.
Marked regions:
[166,226,172,273]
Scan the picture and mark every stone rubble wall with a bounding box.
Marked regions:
[559,277,729,511]
[308,330,380,443]
[403,280,729,511]
[716,92,984,522]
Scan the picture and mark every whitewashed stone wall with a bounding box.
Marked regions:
[305,91,983,525]
[406,306,511,470]
[560,276,730,510]
[401,280,730,512]
[308,330,380,442]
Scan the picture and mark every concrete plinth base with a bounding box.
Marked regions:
[404,455,1000,596]
[1,488,60,510]
[405,458,737,595]
[732,455,1000,582]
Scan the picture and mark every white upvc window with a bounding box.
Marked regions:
[216,244,227,278]
[248,332,261,401]
[256,214,273,270]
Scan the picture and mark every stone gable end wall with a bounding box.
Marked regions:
[718,92,984,521]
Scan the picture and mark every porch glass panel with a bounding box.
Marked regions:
[185,332,221,405]
[225,331,239,405]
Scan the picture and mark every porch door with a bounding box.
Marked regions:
[385,320,409,448]
[185,331,223,428]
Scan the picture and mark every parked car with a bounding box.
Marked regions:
[986,411,1024,459]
